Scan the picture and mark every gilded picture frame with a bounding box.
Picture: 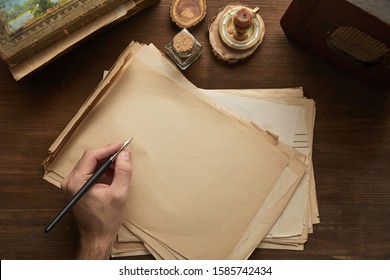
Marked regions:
[0,0,128,64]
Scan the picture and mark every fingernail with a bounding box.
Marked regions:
[120,150,130,161]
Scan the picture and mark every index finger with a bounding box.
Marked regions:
[74,141,124,176]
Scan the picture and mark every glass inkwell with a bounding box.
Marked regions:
[166,29,202,70]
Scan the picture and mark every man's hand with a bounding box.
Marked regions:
[61,142,132,259]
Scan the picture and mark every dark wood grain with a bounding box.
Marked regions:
[1,0,389,260]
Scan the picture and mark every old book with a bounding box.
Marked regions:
[0,0,159,80]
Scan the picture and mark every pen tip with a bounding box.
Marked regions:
[125,138,133,146]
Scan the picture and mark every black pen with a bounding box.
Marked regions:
[44,139,133,233]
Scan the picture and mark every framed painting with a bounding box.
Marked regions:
[0,0,129,65]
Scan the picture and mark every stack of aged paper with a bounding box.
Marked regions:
[43,42,318,259]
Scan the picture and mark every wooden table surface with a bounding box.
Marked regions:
[1,0,389,260]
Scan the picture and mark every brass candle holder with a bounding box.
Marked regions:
[219,6,262,50]
[208,4,265,62]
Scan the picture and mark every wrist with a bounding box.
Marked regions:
[77,234,116,260]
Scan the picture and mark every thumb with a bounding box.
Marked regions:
[112,150,132,191]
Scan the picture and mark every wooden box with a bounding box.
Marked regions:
[280,0,390,91]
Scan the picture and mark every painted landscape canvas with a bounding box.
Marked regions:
[0,0,131,63]
[0,0,72,34]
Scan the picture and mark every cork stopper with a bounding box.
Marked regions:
[173,31,195,54]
